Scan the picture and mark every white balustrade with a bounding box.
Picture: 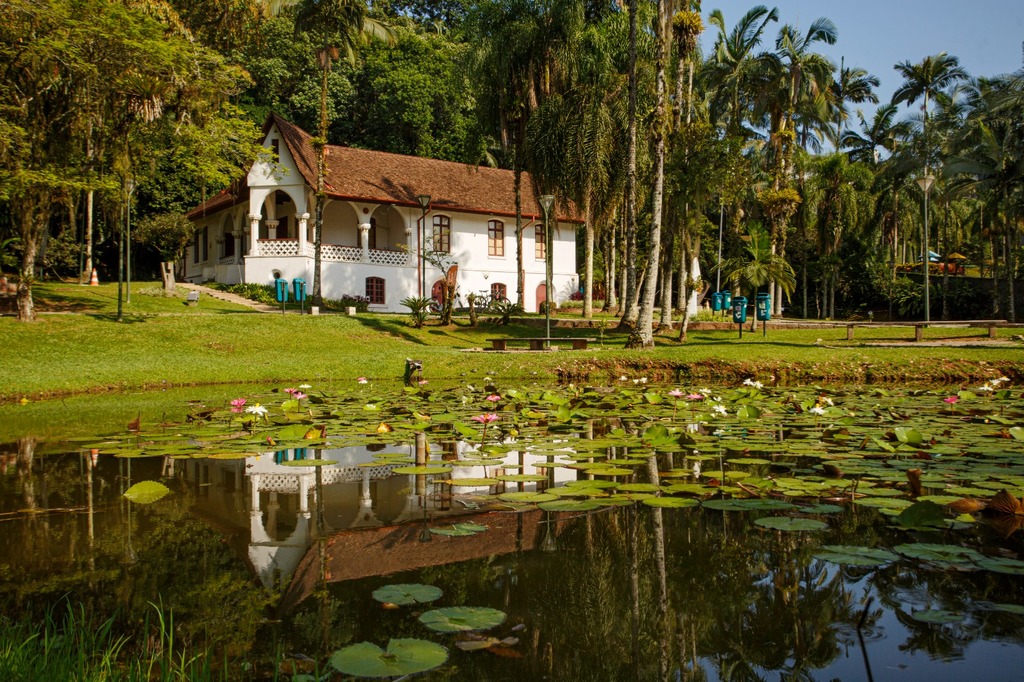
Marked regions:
[369,249,409,266]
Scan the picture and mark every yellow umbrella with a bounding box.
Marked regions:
[946,252,968,260]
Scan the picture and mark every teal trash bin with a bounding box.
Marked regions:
[756,293,771,321]
[292,278,306,302]
[722,290,732,309]
[274,278,289,303]
[711,292,723,312]
[732,296,747,324]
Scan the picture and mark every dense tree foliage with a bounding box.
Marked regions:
[2,1,1021,325]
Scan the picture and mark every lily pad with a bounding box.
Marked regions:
[911,609,965,624]
[754,517,829,532]
[538,499,604,512]
[123,481,171,504]
[702,499,796,512]
[813,545,899,567]
[430,523,488,537]
[418,606,506,633]
[372,584,443,606]
[642,497,700,509]
[391,465,452,475]
[329,639,448,678]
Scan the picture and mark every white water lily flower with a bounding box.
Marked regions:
[692,461,702,478]
[712,404,728,416]
[809,406,826,416]
[821,397,834,406]
[245,404,269,417]
[699,388,711,395]
[978,385,994,392]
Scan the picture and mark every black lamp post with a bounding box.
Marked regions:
[125,178,136,304]
[416,194,431,298]
[538,194,555,349]
[916,174,934,323]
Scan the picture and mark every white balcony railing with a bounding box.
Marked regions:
[257,239,408,266]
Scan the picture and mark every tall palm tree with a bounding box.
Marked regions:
[840,103,907,164]
[706,5,778,139]
[294,0,391,308]
[718,222,796,302]
[829,58,879,144]
[892,52,968,173]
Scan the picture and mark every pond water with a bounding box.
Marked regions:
[2,380,1024,680]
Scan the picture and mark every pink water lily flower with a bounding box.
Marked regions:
[686,393,704,401]
[471,413,499,424]
[668,389,684,399]
[293,392,307,401]
[230,398,247,413]
[284,387,297,395]
[943,395,959,404]
[357,377,368,384]
[485,394,501,403]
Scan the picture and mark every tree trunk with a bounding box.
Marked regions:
[582,193,594,319]
[1006,225,1016,323]
[161,261,176,291]
[311,57,329,307]
[633,0,670,347]
[514,164,525,308]
[619,0,639,329]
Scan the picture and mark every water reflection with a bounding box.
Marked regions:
[3,427,1024,679]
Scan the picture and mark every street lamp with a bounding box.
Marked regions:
[538,194,555,349]
[915,174,934,323]
[416,194,430,298]
[126,178,136,304]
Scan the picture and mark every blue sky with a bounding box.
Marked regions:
[700,1,1024,119]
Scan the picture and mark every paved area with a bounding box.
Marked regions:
[176,282,280,312]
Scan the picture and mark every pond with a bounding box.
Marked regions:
[2,378,1024,680]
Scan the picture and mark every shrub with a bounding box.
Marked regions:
[327,295,370,312]
[213,282,277,305]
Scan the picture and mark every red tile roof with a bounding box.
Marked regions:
[189,114,581,223]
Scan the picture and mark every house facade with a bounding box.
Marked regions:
[186,116,580,313]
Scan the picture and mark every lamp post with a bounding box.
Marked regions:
[915,174,934,323]
[716,201,724,292]
[125,178,136,304]
[538,194,555,349]
[416,194,431,298]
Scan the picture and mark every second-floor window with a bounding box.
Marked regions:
[535,225,545,260]
[488,220,504,257]
[433,215,450,254]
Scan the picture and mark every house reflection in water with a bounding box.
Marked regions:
[177,439,576,591]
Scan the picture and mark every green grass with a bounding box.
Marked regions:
[1,281,1021,407]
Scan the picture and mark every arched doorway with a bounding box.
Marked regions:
[535,283,547,313]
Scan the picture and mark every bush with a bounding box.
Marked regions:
[212,282,277,305]
[327,295,370,312]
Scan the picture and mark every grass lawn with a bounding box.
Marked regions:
[1,281,1021,406]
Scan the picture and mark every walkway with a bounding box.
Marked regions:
[176,282,280,312]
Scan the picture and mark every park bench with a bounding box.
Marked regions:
[843,319,1005,342]
[487,337,596,351]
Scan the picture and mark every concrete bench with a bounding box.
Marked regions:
[185,290,200,306]
[487,337,596,351]
[844,319,1004,341]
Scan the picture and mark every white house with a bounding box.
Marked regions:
[186,115,580,313]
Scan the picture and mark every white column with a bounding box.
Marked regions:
[247,213,261,256]
[297,213,309,256]
[359,221,371,262]
[405,227,414,255]
[298,472,311,514]
[250,473,261,512]
[266,219,279,240]
[232,231,243,263]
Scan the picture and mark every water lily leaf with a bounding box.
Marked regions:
[642,497,700,509]
[538,499,603,512]
[894,543,986,567]
[123,481,171,504]
[616,483,662,493]
[894,427,924,445]
[430,523,488,537]
[443,478,499,487]
[754,517,828,532]
[497,474,547,482]
[1010,427,1024,441]
[702,499,796,512]
[329,639,448,678]
[894,501,947,529]
[498,492,558,502]
[736,405,761,419]
[814,545,899,567]
[391,465,451,475]
[372,584,443,606]
[911,609,964,624]
[853,497,913,510]
[800,504,845,515]
[975,556,1024,575]
[418,607,506,633]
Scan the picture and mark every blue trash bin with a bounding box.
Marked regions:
[732,296,748,324]
[711,292,723,312]
[722,290,733,309]
[292,278,306,302]
[274,278,289,303]
[756,293,771,321]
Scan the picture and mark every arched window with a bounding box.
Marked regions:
[534,225,545,260]
[366,276,385,305]
[490,283,507,302]
[432,215,450,254]
[488,220,504,256]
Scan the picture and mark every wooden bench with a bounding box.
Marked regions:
[844,319,1005,342]
[487,337,596,351]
